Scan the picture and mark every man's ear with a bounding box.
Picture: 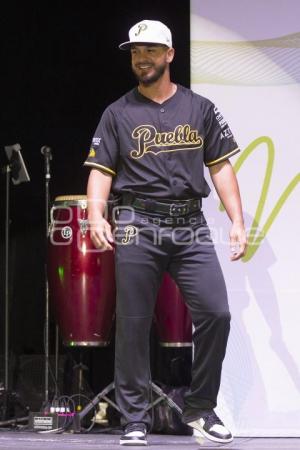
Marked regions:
[166,48,175,63]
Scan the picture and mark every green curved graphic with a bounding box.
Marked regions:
[219,136,300,261]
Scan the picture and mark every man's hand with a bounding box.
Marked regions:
[89,214,114,251]
[209,160,247,261]
[229,221,248,261]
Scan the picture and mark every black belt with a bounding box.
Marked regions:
[121,195,202,217]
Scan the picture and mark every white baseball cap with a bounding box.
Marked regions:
[119,20,172,50]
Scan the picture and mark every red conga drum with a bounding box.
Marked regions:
[154,273,192,347]
[47,195,116,347]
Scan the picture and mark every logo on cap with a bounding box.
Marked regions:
[119,19,172,50]
[135,23,147,36]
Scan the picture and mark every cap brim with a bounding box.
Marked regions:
[119,41,171,51]
[119,41,132,50]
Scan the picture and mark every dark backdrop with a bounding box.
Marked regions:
[0,0,191,401]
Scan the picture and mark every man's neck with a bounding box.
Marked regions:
[138,79,177,104]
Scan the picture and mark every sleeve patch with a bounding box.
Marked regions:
[92,137,102,147]
[214,106,235,141]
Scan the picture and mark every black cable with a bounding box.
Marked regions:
[38,394,76,433]
[70,393,98,433]
[57,396,76,430]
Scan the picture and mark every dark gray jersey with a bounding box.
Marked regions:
[84,84,239,199]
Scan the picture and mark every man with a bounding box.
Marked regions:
[84,19,247,446]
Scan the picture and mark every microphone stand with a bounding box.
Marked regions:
[41,146,52,405]
[4,165,10,392]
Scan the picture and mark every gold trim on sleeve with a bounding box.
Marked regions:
[83,162,116,176]
[205,147,240,167]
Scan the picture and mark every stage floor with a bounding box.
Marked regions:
[0,431,299,450]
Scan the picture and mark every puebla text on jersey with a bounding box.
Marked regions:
[84,84,240,200]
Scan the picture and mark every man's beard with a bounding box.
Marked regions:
[132,62,167,86]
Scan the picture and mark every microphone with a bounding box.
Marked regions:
[41,146,52,157]
[41,146,52,178]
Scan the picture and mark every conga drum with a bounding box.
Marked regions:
[47,195,116,346]
[154,273,192,347]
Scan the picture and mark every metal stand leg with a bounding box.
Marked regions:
[73,382,119,432]
[74,380,182,432]
[147,382,183,416]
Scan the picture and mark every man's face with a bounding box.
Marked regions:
[130,44,174,85]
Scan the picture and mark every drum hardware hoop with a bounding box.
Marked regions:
[54,195,87,201]
[53,200,87,209]
[64,341,110,347]
[159,342,192,347]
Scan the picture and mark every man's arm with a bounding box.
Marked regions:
[87,168,114,251]
[209,159,247,260]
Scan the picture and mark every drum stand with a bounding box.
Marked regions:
[147,382,183,415]
[73,381,182,432]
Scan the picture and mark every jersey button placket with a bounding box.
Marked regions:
[158,106,177,193]
[158,106,168,130]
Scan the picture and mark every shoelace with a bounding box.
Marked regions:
[125,422,146,434]
[201,410,224,429]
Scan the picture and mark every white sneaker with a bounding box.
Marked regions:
[188,410,233,443]
[120,422,147,446]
